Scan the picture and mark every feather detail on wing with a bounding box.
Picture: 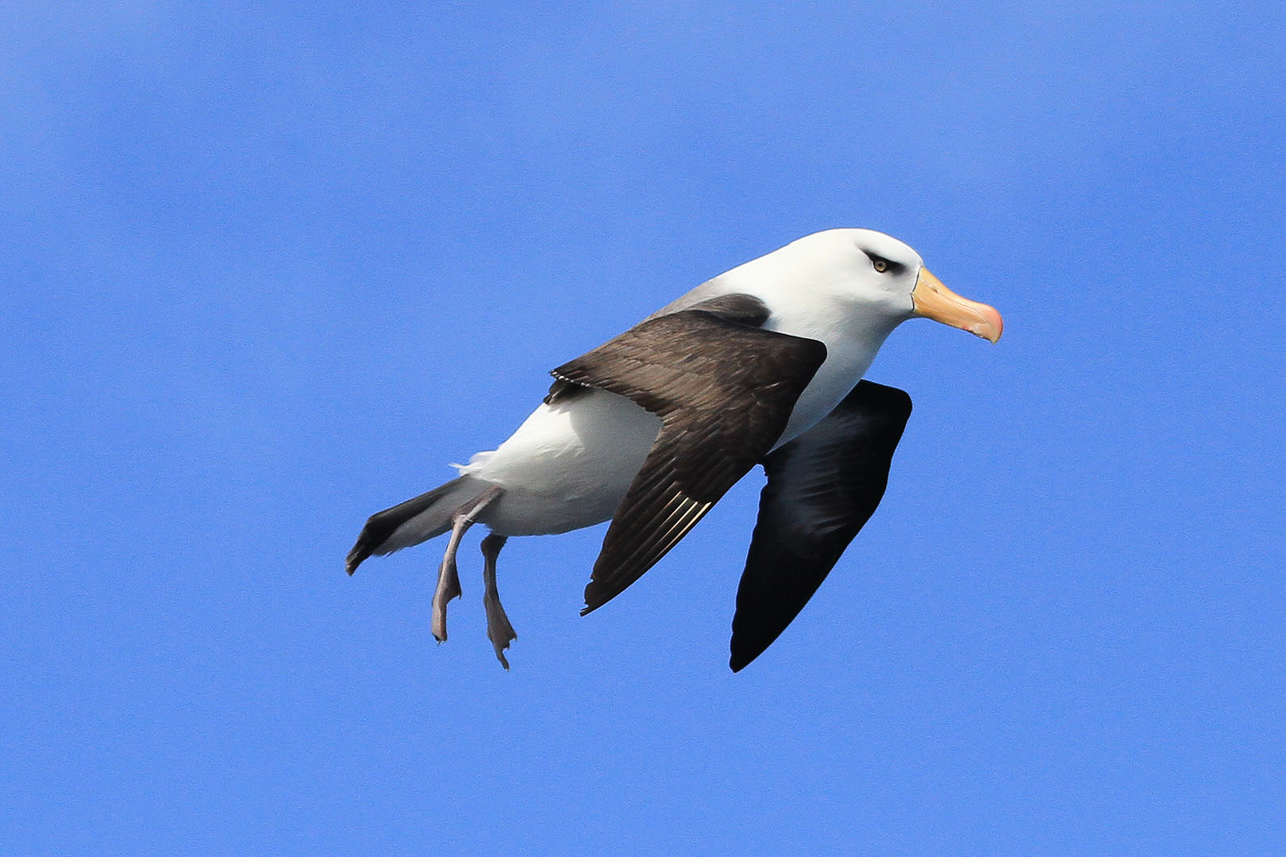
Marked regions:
[549,295,828,614]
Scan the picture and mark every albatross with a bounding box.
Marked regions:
[347,228,1002,670]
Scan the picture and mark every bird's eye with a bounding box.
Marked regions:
[872,259,889,273]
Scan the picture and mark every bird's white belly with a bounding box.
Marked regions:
[457,388,663,536]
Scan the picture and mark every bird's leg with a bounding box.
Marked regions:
[431,486,502,643]
[480,534,516,669]
[430,518,467,643]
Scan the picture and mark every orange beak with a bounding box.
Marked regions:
[911,267,1003,343]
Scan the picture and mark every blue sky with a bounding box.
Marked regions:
[4,3,1284,854]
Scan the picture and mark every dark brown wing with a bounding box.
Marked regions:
[729,380,912,671]
[552,297,827,614]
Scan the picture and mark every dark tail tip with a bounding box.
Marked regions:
[345,531,376,575]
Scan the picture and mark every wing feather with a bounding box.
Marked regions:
[553,300,828,614]
[729,380,913,671]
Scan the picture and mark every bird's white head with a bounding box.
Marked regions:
[782,228,1004,344]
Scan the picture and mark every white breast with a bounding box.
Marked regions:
[457,388,662,536]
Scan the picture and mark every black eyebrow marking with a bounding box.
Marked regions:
[862,251,906,275]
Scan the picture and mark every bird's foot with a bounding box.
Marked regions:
[484,595,517,669]
[481,534,516,669]
[430,554,462,642]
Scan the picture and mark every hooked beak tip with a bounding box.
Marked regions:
[973,306,1004,343]
[912,267,1003,344]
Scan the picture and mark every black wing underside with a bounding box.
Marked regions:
[729,380,913,672]
[551,295,828,615]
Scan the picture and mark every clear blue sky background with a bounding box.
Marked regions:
[4,3,1284,854]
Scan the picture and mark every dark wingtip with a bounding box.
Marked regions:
[580,577,618,616]
[579,593,603,617]
[728,639,763,673]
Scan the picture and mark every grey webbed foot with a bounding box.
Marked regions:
[481,534,517,669]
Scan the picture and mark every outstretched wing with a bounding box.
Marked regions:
[729,380,912,672]
[551,295,828,614]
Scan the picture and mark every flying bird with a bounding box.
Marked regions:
[347,228,1002,670]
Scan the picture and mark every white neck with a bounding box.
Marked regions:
[770,309,901,446]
